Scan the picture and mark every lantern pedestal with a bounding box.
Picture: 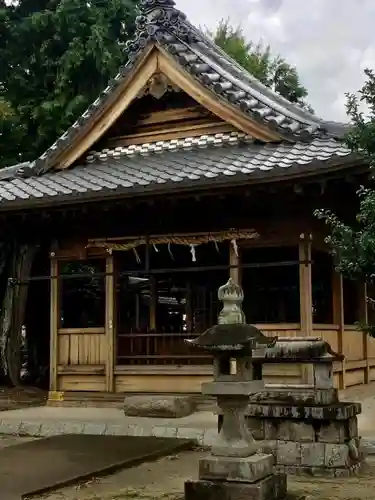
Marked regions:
[184,278,286,500]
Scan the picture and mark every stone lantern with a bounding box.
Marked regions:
[184,278,286,500]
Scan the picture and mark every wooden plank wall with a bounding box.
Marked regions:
[50,238,375,398]
[51,255,114,393]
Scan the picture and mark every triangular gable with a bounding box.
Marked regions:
[40,46,282,174]
[30,0,349,176]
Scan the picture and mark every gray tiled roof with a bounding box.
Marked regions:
[0,134,352,210]
[21,0,351,177]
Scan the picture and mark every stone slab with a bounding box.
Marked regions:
[0,434,192,497]
[245,402,361,420]
[252,439,364,471]
[249,387,339,405]
[185,474,287,500]
[275,462,363,477]
[317,417,358,443]
[123,395,196,418]
[202,380,265,397]
[199,453,274,483]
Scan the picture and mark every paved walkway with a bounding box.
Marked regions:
[0,383,375,448]
[0,434,191,498]
[0,406,218,445]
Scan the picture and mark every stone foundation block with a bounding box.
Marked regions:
[250,387,339,405]
[301,442,326,467]
[348,417,359,439]
[277,441,301,466]
[199,453,274,483]
[325,443,352,468]
[246,402,361,420]
[264,420,278,440]
[276,463,362,478]
[247,418,265,440]
[278,420,314,442]
[185,474,287,500]
[316,418,358,444]
[123,395,196,418]
[317,421,346,443]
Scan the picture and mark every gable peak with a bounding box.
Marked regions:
[126,0,196,62]
[140,0,177,11]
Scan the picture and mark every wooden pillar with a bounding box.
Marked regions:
[105,254,115,393]
[49,255,59,393]
[186,281,193,332]
[149,276,157,330]
[298,235,313,336]
[359,282,370,384]
[332,271,345,389]
[299,235,313,383]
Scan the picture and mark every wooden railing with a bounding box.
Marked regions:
[116,324,301,366]
[116,332,212,366]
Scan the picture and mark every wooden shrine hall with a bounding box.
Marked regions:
[0,0,373,401]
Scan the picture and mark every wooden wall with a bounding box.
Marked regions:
[49,234,375,400]
[50,255,110,393]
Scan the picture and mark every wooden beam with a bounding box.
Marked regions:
[332,271,345,389]
[49,256,59,392]
[105,254,115,392]
[55,47,159,171]
[157,49,281,142]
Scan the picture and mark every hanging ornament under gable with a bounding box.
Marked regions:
[133,247,141,264]
[168,242,174,260]
[214,240,220,253]
[190,244,197,262]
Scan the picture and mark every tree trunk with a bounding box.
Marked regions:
[0,242,38,386]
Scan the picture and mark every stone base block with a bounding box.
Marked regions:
[246,401,361,420]
[250,387,339,405]
[123,395,196,418]
[185,474,287,500]
[199,453,274,483]
[276,462,363,478]
[220,415,359,444]
[254,439,364,471]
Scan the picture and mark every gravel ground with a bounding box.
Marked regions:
[11,382,375,500]
[28,450,375,500]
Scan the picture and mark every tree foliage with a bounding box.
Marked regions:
[210,20,313,112]
[315,69,375,334]
[0,0,139,168]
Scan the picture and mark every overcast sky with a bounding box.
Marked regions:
[175,0,374,122]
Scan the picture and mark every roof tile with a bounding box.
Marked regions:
[0,133,353,209]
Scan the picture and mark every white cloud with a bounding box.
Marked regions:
[175,0,374,122]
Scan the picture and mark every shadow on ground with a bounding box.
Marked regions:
[0,434,192,499]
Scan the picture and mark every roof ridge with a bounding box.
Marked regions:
[126,0,347,136]
[29,0,350,175]
[86,131,254,163]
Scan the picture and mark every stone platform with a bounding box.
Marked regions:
[219,401,363,477]
[185,473,287,500]
[1,402,375,457]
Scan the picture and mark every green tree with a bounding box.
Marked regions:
[315,68,375,334]
[0,98,25,167]
[210,20,313,112]
[0,0,139,168]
